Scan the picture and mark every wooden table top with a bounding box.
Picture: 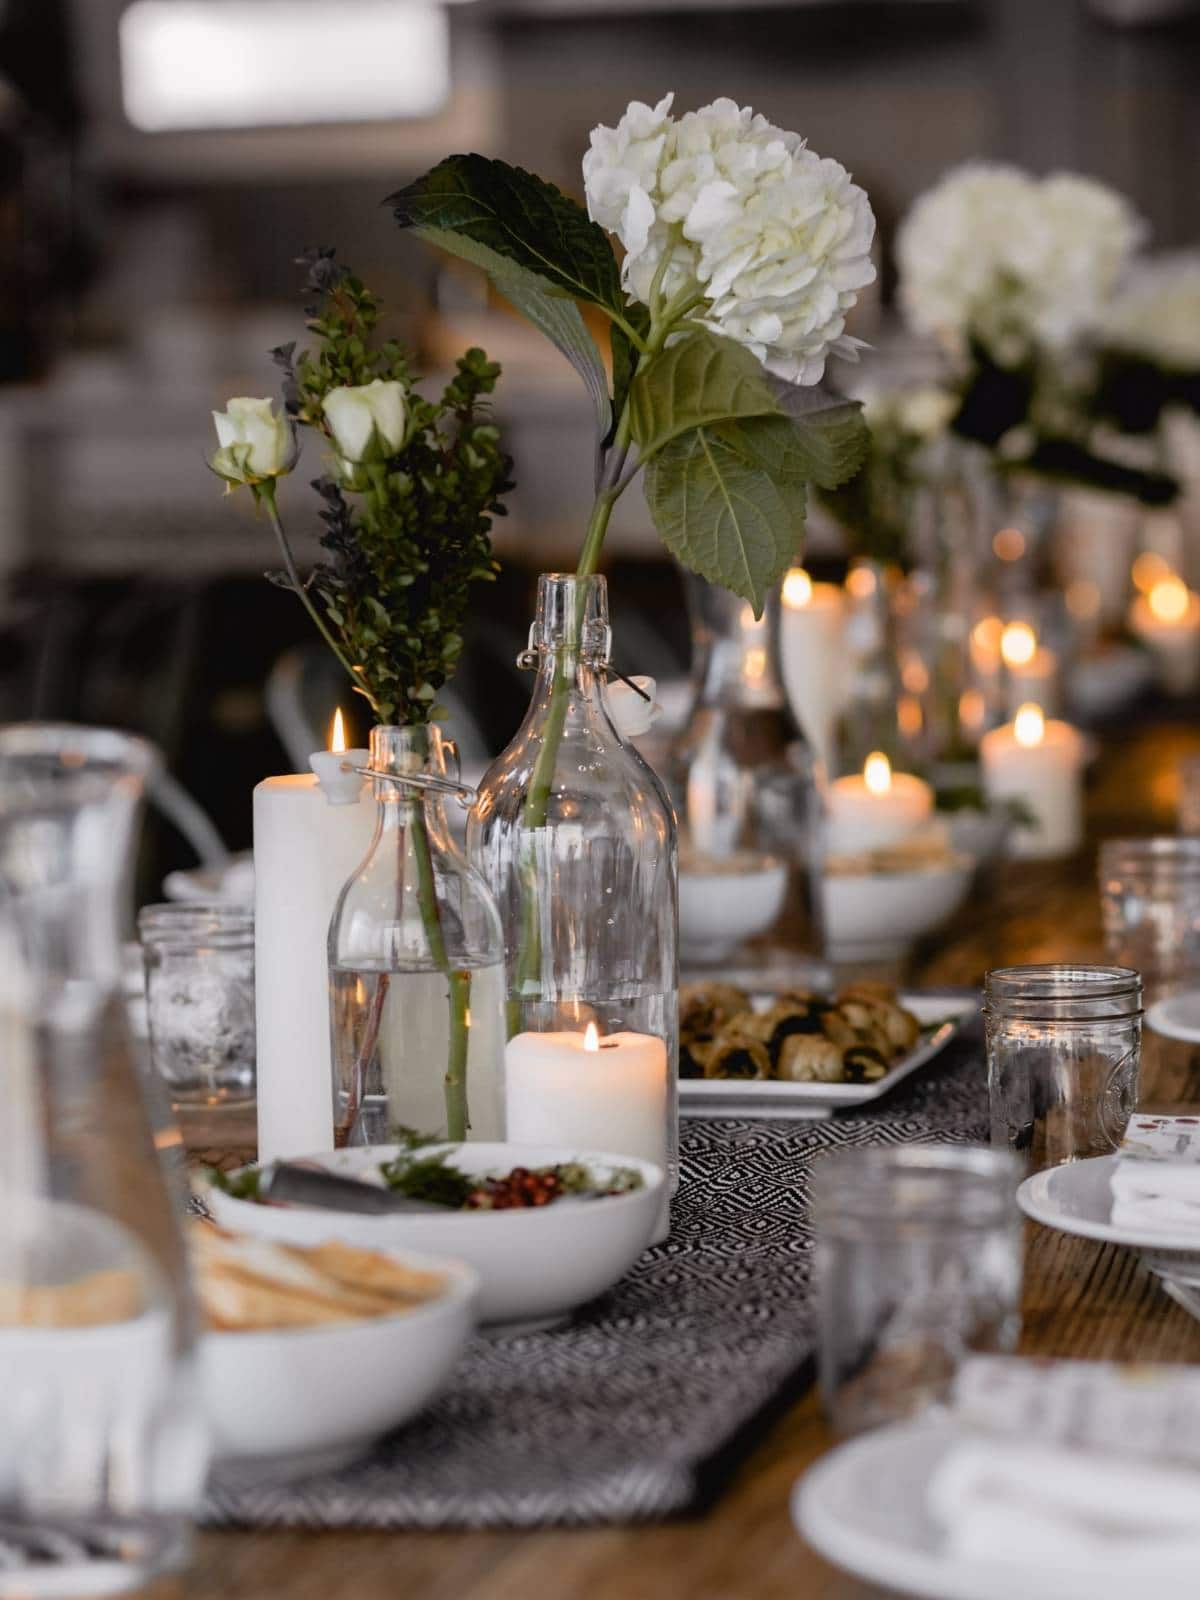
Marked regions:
[170,717,1200,1600]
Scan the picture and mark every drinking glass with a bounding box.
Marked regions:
[0,741,208,1595]
[1100,838,1200,997]
[814,1144,1022,1437]
[985,964,1142,1170]
[139,902,256,1106]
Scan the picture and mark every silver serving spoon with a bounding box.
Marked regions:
[258,1162,452,1214]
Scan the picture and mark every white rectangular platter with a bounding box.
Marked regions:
[678,991,977,1122]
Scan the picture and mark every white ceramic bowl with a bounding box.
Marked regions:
[205,1142,664,1330]
[679,855,788,963]
[201,1246,478,1479]
[821,858,973,962]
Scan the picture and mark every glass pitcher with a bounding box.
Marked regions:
[0,729,208,1597]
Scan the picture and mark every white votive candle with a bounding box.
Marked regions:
[825,751,933,855]
[779,568,845,777]
[981,702,1084,860]
[1130,577,1200,697]
[254,755,375,1162]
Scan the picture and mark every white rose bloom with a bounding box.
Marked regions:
[1108,253,1200,371]
[584,96,876,387]
[897,163,1144,358]
[322,379,408,463]
[211,397,292,483]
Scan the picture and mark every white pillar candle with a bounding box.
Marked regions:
[825,751,933,855]
[504,1024,669,1172]
[981,703,1084,860]
[779,568,845,777]
[254,759,375,1162]
[1130,578,1200,696]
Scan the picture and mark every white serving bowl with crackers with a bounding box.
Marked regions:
[193,1225,478,1478]
[203,1142,665,1330]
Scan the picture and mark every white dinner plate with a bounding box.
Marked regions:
[679,992,975,1120]
[793,1413,1184,1600]
[1017,1154,1200,1284]
[1147,988,1200,1044]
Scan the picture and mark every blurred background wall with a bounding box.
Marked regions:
[0,0,1196,881]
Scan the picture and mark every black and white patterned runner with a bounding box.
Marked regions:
[202,1028,988,1529]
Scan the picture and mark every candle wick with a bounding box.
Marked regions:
[599,1041,620,1050]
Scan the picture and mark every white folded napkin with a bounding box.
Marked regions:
[1109,1116,1200,1237]
[928,1436,1200,1580]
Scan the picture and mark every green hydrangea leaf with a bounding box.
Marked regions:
[389,156,624,315]
[630,331,782,460]
[764,378,871,489]
[643,417,807,615]
[408,224,613,440]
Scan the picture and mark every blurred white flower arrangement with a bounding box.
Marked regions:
[1107,254,1200,373]
[897,162,1144,364]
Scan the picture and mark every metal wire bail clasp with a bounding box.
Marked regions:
[343,763,477,810]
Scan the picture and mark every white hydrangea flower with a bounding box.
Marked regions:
[583,95,876,387]
[1107,253,1200,371]
[896,162,1145,359]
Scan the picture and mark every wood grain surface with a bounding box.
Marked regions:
[163,718,1200,1600]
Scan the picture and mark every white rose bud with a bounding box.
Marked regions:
[322,379,408,464]
[210,397,293,485]
[604,676,660,741]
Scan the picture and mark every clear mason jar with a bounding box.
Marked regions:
[1099,837,1200,996]
[328,722,506,1147]
[814,1144,1023,1437]
[467,573,678,1198]
[138,902,255,1106]
[0,738,208,1595]
[985,964,1142,1171]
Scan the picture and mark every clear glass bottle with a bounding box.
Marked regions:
[666,573,820,968]
[467,573,678,1191]
[328,722,506,1147]
[0,735,208,1595]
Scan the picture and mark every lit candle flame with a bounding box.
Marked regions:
[583,1021,600,1052]
[1001,621,1037,669]
[1133,551,1171,595]
[863,751,892,795]
[1014,702,1046,748]
[330,707,347,753]
[1149,576,1191,625]
[846,564,877,600]
[971,616,1004,657]
[782,567,813,608]
[959,687,986,735]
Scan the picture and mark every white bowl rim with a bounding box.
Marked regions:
[823,855,974,885]
[200,1244,480,1347]
[210,1142,666,1228]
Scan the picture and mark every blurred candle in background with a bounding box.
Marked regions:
[1001,621,1059,717]
[779,567,845,778]
[825,750,933,854]
[981,702,1084,859]
[1130,574,1200,696]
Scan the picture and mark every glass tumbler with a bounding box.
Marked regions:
[1100,838,1200,995]
[814,1144,1023,1437]
[985,964,1142,1170]
[139,902,255,1106]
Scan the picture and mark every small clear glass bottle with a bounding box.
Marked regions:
[328,722,506,1147]
[467,573,678,1193]
[138,903,255,1106]
[984,964,1143,1170]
